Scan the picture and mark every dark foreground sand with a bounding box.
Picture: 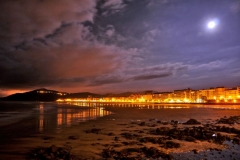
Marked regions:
[1,104,240,159]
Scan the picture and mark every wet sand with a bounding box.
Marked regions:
[1,104,240,159]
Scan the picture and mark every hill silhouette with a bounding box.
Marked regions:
[0,89,104,102]
[0,88,63,101]
[0,89,153,102]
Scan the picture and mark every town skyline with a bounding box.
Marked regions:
[1,85,240,104]
[1,84,240,96]
[55,86,240,104]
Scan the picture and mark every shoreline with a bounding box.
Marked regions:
[1,103,240,159]
[1,100,240,106]
[58,101,240,105]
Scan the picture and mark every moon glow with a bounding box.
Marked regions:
[208,21,216,29]
[207,19,219,29]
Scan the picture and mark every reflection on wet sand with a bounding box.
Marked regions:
[80,103,193,109]
[39,103,44,132]
[37,103,112,132]
[69,102,240,110]
[56,107,111,126]
[36,102,240,132]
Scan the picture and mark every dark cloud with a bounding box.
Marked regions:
[190,60,225,70]
[100,0,127,16]
[105,25,115,37]
[0,0,96,50]
[133,73,172,81]
[88,75,125,86]
[0,43,127,88]
[0,0,133,92]
[129,63,188,81]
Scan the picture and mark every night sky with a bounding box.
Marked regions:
[0,0,240,96]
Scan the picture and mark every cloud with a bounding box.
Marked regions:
[122,63,188,77]
[100,25,126,43]
[0,43,129,88]
[147,0,173,8]
[0,4,142,90]
[132,73,172,81]
[190,60,227,70]
[234,72,240,77]
[0,0,132,90]
[102,0,126,9]
[128,62,188,81]
[180,74,190,78]
[105,25,115,37]
[100,0,127,15]
[0,0,189,91]
[230,1,240,13]
[84,62,189,86]
[0,0,96,51]
[88,75,125,86]
[144,28,161,42]
[0,8,142,89]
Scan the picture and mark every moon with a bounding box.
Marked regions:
[207,19,219,29]
[208,21,216,29]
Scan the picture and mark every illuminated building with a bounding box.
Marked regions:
[143,91,153,101]
[173,88,192,102]
[56,86,240,104]
[214,87,225,100]
[36,88,68,96]
[198,88,215,101]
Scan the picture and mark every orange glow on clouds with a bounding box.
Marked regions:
[0,89,28,97]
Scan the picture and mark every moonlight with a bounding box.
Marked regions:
[208,21,216,29]
[207,19,219,29]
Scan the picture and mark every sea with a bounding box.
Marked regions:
[0,101,240,145]
[0,101,111,145]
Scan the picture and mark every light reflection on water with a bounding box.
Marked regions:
[37,103,112,132]
[66,102,192,109]
[103,103,240,110]
[70,102,193,109]
[36,102,240,132]
[59,102,240,110]
[198,105,240,110]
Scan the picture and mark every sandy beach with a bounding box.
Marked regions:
[1,103,240,159]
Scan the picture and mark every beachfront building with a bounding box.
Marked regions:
[214,87,226,100]
[152,90,197,103]
[196,87,240,103]
[153,87,240,103]
[198,88,215,101]
[143,91,153,102]
[159,92,173,102]
[160,88,198,103]
[172,89,185,102]
[56,86,240,104]
[172,88,193,102]
[190,90,199,102]
[152,92,161,102]
[237,87,240,99]
[225,88,238,100]
[224,87,240,102]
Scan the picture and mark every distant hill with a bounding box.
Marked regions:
[0,88,66,102]
[0,89,104,101]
